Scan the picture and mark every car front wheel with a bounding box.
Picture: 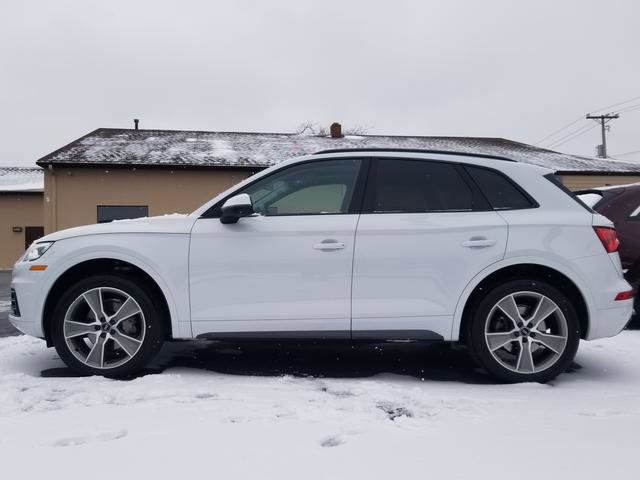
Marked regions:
[468,279,580,383]
[51,274,166,378]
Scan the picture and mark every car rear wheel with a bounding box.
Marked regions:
[51,274,166,378]
[468,279,580,383]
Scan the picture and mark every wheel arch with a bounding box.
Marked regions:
[42,258,174,347]
[455,262,591,343]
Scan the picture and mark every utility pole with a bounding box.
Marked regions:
[586,113,619,158]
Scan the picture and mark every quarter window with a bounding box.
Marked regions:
[365,159,475,213]
[466,166,535,210]
[239,159,361,216]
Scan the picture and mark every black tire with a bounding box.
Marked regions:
[467,279,580,383]
[51,274,166,378]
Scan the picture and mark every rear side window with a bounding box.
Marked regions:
[466,166,535,210]
[364,159,480,213]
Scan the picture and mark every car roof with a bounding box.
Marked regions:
[313,148,518,162]
[302,148,553,175]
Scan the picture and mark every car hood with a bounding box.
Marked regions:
[41,214,196,241]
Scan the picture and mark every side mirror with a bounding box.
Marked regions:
[220,193,254,224]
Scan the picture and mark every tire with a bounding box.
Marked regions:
[51,274,166,378]
[467,279,580,383]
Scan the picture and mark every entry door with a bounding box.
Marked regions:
[351,159,508,340]
[189,158,364,338]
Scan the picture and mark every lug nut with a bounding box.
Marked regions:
[514,331,521,337]
[517,322,524,328]
[530,332,536,338]
[94,325,100,331]
[522,337,528,343]
[100,332,106,338]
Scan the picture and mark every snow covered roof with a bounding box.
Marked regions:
[36,128,640,174]
[0,167,44,193]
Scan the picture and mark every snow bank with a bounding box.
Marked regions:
[0,333,638,479]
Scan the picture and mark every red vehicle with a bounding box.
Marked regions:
[578,183,640,321]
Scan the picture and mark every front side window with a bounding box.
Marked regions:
[364,159,476,213]
[238,159,361,216]
[97,205,148,223]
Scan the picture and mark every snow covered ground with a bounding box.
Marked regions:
[1,332,638,479]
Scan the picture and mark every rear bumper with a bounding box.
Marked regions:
[573,252,634,340]
[590,303,634,339]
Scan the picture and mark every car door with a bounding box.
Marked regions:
[189,157,366,339]
[351,158,508,341]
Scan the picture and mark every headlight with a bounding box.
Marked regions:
[23,241,54,262]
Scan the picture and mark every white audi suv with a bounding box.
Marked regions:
[9,149,634,382]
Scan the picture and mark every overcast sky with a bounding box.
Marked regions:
[1,0,639,167]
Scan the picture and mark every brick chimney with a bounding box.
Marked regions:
[330,122,343,138]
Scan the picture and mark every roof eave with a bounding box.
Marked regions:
[36,161,268,170]
[555,170,640,175]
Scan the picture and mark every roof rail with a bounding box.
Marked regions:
[313,148,518,162]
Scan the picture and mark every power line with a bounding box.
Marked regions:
[536,95,640,146]
[535,117,584,145]
[547,122,597,149]
[590,95,640,114]
[615,103,640,114]
[610,149,640,157]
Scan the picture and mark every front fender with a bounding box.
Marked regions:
[36,234,192,340]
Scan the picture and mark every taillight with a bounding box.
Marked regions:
[615,290,635,301]
[593,226,619,253]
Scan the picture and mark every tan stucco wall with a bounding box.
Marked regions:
[0,193,44,269]
[44,167,254,233]
[560,174,640,191]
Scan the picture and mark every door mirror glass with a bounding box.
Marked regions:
[221,194,254,224]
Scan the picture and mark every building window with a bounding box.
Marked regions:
[97,205,148,223]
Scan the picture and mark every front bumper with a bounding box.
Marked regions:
[8,261,49,338]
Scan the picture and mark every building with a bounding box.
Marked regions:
[35,125,640,234]
[0,167,44,269]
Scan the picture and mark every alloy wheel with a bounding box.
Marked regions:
[63,287,146,369]
[484,291,568,374]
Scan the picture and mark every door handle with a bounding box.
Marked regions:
[313,240,346,251]
[462,237,497,248]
